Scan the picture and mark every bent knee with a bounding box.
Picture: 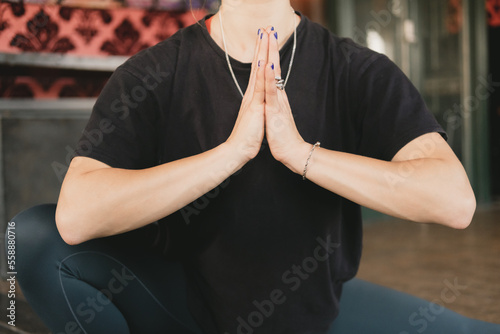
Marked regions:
[9,204,58,241]
[7,204,61,274]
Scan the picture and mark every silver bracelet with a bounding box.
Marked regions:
[302,142,321,181]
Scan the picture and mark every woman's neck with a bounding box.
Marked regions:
[210,0,299,63]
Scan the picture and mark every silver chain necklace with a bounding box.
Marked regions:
[218,8,297,98]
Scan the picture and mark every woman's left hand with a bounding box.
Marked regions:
[263,29,310,174]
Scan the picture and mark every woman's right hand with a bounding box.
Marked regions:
[225,28,269,163]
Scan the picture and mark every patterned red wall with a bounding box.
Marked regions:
[22,0,218,11]
[0,2,206,98]
[0,3,204,56]
[487,0,500,27]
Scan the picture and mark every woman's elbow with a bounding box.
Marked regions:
[439,189,476,229]
[454,193,476,229]
[55,204,90,246]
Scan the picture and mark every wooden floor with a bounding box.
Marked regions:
[358,202,500,324]
[1,202,499,333]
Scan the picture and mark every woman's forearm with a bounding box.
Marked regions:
[57,29,268,245]
[56,142,247,245]
[286,134,476,229]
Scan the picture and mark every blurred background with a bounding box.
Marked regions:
[0,0,499,332]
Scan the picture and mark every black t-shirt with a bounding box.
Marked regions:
[75,13,445,334]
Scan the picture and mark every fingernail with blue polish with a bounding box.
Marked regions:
[258,60,261,67]
[274,32,278,40]
[257,28,261,35]
[260,32,263,39]
[271,27,275,31]
[271,63,275,70]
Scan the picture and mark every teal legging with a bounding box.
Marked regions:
[8,204,500,334]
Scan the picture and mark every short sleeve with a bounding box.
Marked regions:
[74,66,160,169]
[352,54,446,161]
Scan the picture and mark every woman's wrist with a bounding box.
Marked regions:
[281,141,316,176]
[219,140,254,170]
[222,138,321,179]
